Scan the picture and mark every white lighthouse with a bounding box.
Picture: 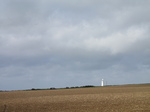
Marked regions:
[101,79,104,86]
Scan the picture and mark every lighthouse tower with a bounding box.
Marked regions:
[101,79,104,86]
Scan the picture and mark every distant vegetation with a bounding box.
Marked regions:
[68,85,95,89]
[30,87,56,91]
[30,85,95,91]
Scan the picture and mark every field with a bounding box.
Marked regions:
[0,84,150,112]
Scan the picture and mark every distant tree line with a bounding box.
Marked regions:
[31,87,56,90]
[66,85,95,89]
[30,85,95,91]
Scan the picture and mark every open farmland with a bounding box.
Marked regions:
[0,84,150,112]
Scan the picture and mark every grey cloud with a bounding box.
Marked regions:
[0,0,150,90]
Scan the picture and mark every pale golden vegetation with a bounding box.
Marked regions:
[0,84,150,112]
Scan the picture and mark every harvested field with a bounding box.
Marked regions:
[0,84,150,112]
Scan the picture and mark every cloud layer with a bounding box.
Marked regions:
[0,0,150,90]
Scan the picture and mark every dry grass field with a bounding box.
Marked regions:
[0,84,150,112]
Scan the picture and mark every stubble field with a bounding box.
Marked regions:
[0,84,150,112]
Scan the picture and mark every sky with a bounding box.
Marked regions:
[0,0,150,90]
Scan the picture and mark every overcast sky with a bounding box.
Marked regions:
[0,0,150,90]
